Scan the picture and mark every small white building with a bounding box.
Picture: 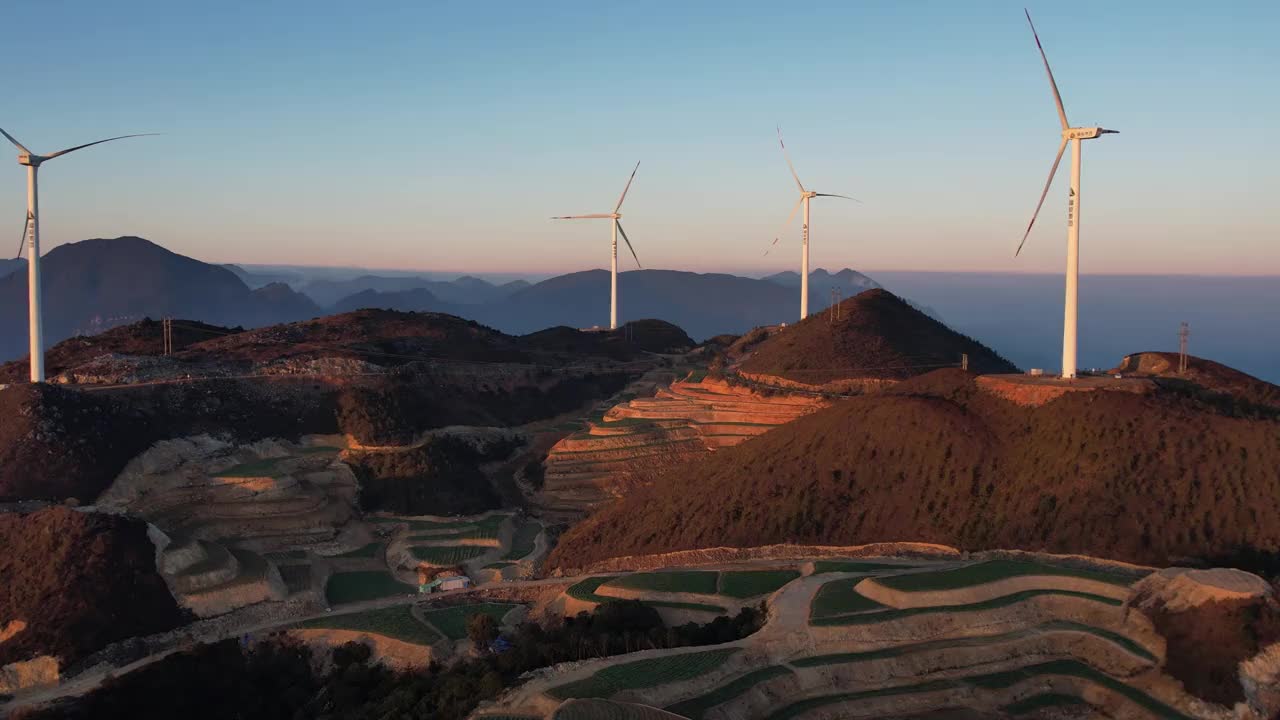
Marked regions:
[438,576,472,592]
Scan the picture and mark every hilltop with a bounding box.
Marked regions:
[550,367,1280,572]
[172,309,533,371]
[0,310,678,502]
[522,319,693,360]
[0,318,239,384]
[739,289,1018,385]
[1115,351,1280,412]
[0,506,187,669]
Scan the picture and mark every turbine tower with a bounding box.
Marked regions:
[775,127,857,321]
[1,126,156,383]
[552,161,642,330]
[1015,10,1118,379]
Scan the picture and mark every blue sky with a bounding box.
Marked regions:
[1,0,1276,275]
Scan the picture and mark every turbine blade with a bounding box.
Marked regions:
[15,211,30,259]
[616,221,641,269]
[1024,10,1069,130]
[814,192,863,204]
[1015,137,1068,257]
[777,126,805,192]
[44,133,160,160]
[613,161,640,213]
[765,196,804,257]
[551,214,614,219]
[0,127,31,155]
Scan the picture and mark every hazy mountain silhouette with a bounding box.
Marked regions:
[0,237,318,362]
[466,269,834,340]
[764,268,879,292]
[327,268,907,341]
[305,274,528,306]
[0,258,21,280]
[221,263,305,290]
[331,287,444,314]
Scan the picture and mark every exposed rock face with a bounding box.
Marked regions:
[1128,567,1280,707]
[0,654,59,693]
[0,507,187,670]
[98,436,352,617]
[1241,642,1280,719]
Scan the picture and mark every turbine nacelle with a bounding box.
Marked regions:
[1063,127,1118,141]
[17,153,44,167]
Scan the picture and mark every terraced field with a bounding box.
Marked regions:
[761,658,1193,720]
[568,575,728,614]
[718,570,799,599]
[665,665,794,719]
[791,621,1157,667]
[875,559,1143,591]
[605,571,719,595]
[536,378,825,519]
[489,556,1210,720]
[420,602,520,640]
[297,604,440,645]
[410,545,489,564]
[548,648,740,700]
[325,570,416,605]
[810,559,921,574]
[809,577,886,620]
[812,588,1123,626]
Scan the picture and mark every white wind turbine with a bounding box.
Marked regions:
[1015,10,1118,379]
[551,161,642,330]
[1,126,157,383]
[773,127,858,321]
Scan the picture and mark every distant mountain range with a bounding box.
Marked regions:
[0,258,22,280]
[763,268,879,293]
[0,236,929,363]
[0,238,319,362]
[301,274,530,307]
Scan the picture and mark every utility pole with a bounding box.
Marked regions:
[1178,322,1190,374]
[162,317,173,356]
[961,353,969,371]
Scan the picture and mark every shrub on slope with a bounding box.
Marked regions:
[0,384,155,502]
[550,369,1280,572]
[740,289,1017,382]
[0,507,188,667]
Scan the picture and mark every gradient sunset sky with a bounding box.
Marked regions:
[2,0,1276,275]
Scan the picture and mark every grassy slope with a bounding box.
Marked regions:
[552,369,1280,571]
[740,289,1018,382]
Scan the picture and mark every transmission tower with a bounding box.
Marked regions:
[1178,322,1190,374]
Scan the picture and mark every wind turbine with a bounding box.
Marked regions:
[1,126,156,382]
[774,127,857,321]
[1015,10,1118,379]
[551,161,642,330]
